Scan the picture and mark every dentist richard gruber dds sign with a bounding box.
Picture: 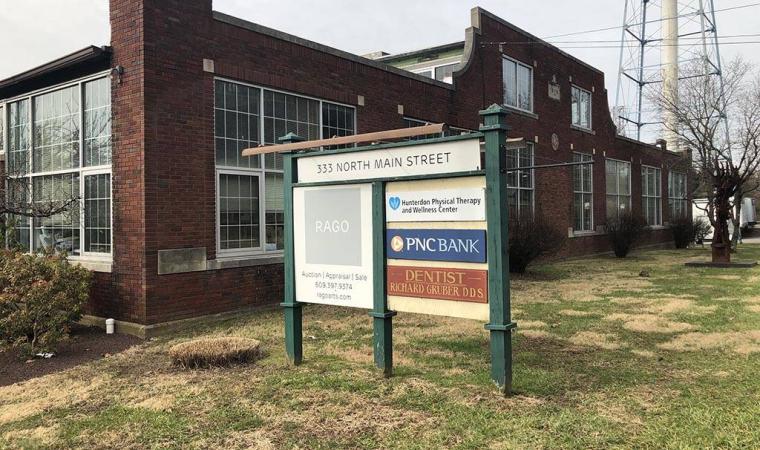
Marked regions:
[293,184,373,309]
[386,188,486,222]
[387,229,487,263]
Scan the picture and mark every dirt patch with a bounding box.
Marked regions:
[603,313,695,333]
[747,305,760,313]
[568,332,623,350]
[558,309,596,317]
[657,331,760,354]
[0,325,140,387]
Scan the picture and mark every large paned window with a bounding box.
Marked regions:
[571,85,592,129]
[641,166,662,226]
[502,57,533,112]
[605,159,631,221]
[668,171,688,219]
[214,79,355,255]
[3,75,112,256]
[507,143,534,219]
[573,153,593,231]
[412,63,457,84]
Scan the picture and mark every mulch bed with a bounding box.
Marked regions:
[0,325,140,387]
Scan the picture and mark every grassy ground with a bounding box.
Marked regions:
[1,246,759,449]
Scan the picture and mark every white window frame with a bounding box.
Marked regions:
[573,152,594,231]
[605,158,632,221]
[1,71,113,262]
[507,142,535,219]
[668,171,688,219]
[502,56,534,113]
[641,165,662,226]
[411,62,457,84]
[571,85,592,130]
[216,168,265,257]
[214,77,356,258]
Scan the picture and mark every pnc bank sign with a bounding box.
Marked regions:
[386,229,487,263]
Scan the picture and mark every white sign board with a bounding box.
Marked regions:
[386,187,486,222]
[297,138,481,183]
[293,184,373,309]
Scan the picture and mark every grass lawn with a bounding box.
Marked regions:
[1,246,759,449]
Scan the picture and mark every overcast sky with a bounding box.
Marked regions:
[1,0,758,97]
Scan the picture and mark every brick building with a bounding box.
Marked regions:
[0,1,689,334]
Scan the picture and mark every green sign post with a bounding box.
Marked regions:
[276,105,515,394]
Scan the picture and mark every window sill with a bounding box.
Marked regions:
[646,225,667,230]
[70,257,112,273]
[568,229,605,239]
[570,125,595,135]
[207,254,284,270]
[504,106,538,120]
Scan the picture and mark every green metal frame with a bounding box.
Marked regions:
[278,110,515,394]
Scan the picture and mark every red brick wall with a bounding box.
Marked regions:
[109,0,148,323]
[102,1,687,325]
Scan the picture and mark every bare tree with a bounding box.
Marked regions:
[652,57,760,263]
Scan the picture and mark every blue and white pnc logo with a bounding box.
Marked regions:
[386,229,487,263]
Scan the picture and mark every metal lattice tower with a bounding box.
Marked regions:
[614,0,726,147]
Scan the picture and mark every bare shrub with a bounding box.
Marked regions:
[670,216,711,248]
[169,337,262,369]
[508,215,566,273]
[605,212,647,258]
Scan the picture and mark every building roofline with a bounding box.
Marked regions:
[212,11,454,91]
[0,46,112,95]
[375,41,465,63]
[472,7,603,76]
[615,133,684,157]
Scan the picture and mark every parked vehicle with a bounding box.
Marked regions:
[692,197,757,240]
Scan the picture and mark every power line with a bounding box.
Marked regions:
[540,1,760,39]
[482,33,760,46]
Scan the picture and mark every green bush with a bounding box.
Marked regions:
[670,216,711,248]
[508,215,566,273]
[605,212,647,258]
[0,251,92,358]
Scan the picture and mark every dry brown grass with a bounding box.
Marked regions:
[558,309,596,317]
[747,305,760,313]
[657,331,760,354]
[518,329,552,339]
[603,313,695,333]
[568,331,623,350]
[169,337,262,369]
[0,373,107,425]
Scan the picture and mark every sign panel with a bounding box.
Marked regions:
[387,229,487,263]
[387,266,488,304]
[293,184,373,309]
[386,188,485,222]
[297,138,481,183]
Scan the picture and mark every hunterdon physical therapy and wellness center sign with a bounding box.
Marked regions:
[261,106,517,395]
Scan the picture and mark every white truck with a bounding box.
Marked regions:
[692,197,757,240]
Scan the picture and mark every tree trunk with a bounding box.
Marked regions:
[730,195,742,252]
[711,195,732,263]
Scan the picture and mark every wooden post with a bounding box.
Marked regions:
[280,133,304,365]
[479,105,517,396]
[369,181,396,377]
